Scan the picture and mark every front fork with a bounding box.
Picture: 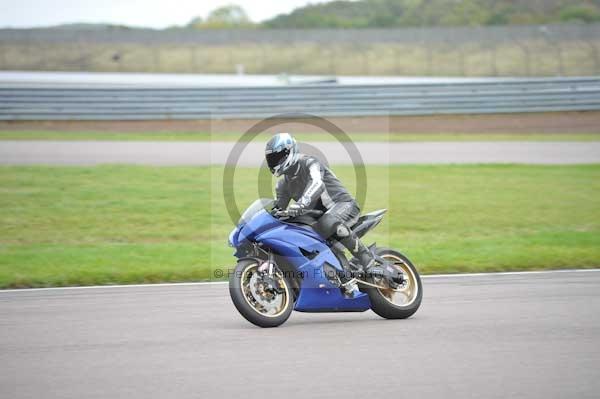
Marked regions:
[257,250,275,275]
[255,250,288,295]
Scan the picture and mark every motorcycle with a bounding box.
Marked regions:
[228,198,422,327]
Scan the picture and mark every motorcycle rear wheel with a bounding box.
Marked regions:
[229,259,294,328]
[363,248,422,319]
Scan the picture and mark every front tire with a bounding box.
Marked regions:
[229,259,294,328]
[364,248,422,320]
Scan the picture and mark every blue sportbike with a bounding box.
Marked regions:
[228,199,422,327]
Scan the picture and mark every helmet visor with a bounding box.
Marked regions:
[266,148,290,171]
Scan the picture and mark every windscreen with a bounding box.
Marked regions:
[238,198,274,225]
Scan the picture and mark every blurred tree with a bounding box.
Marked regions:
[189,5,254,29]
[559,4,600,23]
[188,16,204,29]
[263,0,600,28]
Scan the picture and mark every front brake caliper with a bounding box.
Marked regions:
[260,274,285,295]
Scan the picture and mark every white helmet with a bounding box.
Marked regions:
[265,133,299,177]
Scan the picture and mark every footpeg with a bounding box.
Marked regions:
[341,278,360,297]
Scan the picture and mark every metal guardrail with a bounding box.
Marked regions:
[1,77,600,120]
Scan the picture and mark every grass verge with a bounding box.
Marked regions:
[1,164,599,288]
[0,131,599,142]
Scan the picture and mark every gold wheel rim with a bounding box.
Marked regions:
[240,263,290,318]
[377,254,419,307]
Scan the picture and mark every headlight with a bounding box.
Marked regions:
[228,228,238,247]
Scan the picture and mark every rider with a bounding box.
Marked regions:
[265,132,381,276]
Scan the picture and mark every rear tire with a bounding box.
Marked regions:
[229,259,294,328]
[364,248,422,320]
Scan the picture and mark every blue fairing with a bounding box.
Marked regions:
[231,209,370,312]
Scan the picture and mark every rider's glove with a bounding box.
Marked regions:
[287,203,306,217]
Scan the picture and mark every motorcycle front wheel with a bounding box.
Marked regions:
[363,248,423,320]
[229,259,294,328]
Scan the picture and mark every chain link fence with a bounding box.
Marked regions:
[1,24,599,76]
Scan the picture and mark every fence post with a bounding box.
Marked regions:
[459,46,466,77]
[426,46,433,76]
[328,46,336,75]
[588,41,600,74]
[539,26,564,76]
[0,43,4,69]
[228,47,234,73]
[491,45,498,76]
[394,46,402,75]
[153,47,160,72]
[580,24,600,75]
[261,44,268,74]
[189,46,194,72]
[517,42,531,76]
[362,47,370,75]
[555,42,565,76]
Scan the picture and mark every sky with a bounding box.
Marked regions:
[0,0,326,29]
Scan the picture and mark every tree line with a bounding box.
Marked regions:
[188,1,600,29]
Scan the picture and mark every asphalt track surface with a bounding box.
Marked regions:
[1,270,599,399]
[1,141,600,165]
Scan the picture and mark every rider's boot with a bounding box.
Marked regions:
[339,234,404,286]
[338,232,370,270]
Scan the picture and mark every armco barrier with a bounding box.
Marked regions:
[1,77,599,120]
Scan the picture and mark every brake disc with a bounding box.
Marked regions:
[249,273,283,314]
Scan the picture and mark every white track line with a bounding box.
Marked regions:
[1,268,599,294]
[423,268,600,278]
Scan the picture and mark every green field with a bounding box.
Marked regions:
[1,131,599,142]
[1,164,599,288]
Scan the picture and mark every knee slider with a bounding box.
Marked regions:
[335,223,351,238]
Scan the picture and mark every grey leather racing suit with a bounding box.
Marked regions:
[274,155,373,268]
[274,155,359,225]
